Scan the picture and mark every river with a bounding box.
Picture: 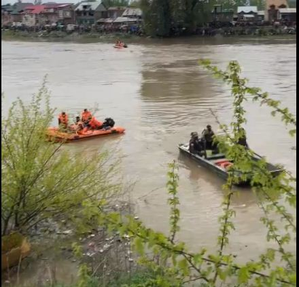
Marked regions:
[1,37,296,284]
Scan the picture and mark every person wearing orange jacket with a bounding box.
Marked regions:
[81,109,92,122]
[58,112,68,130]
[89,117,103,130]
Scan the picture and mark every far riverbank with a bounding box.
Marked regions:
[1,27,296,44]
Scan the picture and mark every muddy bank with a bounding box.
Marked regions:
[2,202,138,287]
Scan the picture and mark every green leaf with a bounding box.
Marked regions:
[238,267,250,284]
[134,237,144,255]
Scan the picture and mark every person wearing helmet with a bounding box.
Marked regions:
[58,112,68,131]
[202,125,215,150]
[81,109,92,122]
[189,132,204,155]
[237,128,249,149]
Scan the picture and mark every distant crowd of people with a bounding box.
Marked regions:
[2,22,144,36]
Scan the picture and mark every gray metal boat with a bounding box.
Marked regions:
[178,143,283,186]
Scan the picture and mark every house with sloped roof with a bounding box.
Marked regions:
[42,3,75,25]
[265,0,288,21]
[22,3,75,27]
[122,8,142,19]
[278,8,296,22]
[107,6,126,19]
[22,5,45,26]
[75,1,107,25]
[2,2,33,26]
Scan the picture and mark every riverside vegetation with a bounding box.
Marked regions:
[1,60,296,286]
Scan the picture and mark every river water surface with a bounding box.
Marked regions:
[1,37,296,283]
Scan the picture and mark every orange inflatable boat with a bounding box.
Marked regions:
[47,126,125,142]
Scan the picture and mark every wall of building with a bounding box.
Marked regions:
[22,14,36,26]
[265,0,288,20]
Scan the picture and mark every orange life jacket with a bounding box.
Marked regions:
[89,117,103,129]
[58,113,68,125]
[81,111,92,122]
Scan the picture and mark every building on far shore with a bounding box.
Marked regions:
[264,0,289,21]
[237,6,258,21]
[75,1,106,25]
[257,10,265,21]
[277,8,296,22]
[2,2,33,26]
[22,3,74,27]
[211,4,235,23]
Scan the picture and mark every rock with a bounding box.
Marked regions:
[88,242,95,248]
[62,230,72,235]
[103,244,110,250]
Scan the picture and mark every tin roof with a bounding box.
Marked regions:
[43,3,73,8]
[237,6,258,13]
[24,5,45,14]
[122,8,142,16]
[278,8,296,13]
[75,1,102,11]
[113,16,138,23]
[108,6,125,11]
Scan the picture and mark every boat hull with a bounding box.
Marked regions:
[2,237,30,271]
[178,143,283,187]
[47,126,125,142]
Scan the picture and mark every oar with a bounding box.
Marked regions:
[251,150,263,159]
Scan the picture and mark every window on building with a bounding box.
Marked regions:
[64,11,71,17]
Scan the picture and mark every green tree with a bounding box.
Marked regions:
[141,0,213,37]
[1,81,120,236]
[102,0,129,7]
[130,0,141,7]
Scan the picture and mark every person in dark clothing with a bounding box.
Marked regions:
[101,118,115,130]
[202,125,216,150]
[237,128,249,148]
[189,132,204,155]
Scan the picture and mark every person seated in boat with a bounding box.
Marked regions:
[101,118,115,130]
[202,125,216,150]
[58,112,68,131]
[74,116,84,133]
[115,40,122,47]
[89,117,103,130]
[81,109,92,123]
[189,132,204,155]
[237,128,249,149]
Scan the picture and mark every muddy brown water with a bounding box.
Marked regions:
[2,37,296,285]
